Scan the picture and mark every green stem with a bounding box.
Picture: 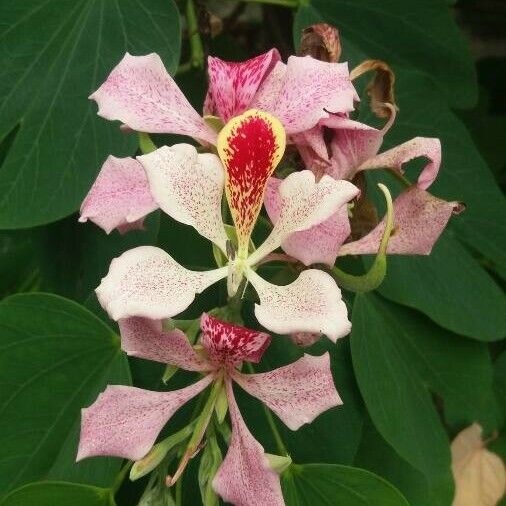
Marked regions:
[246,363,288,456]
[238,0,299,7]
[138,132,157,154]
[175,477,183,506]
[111,461,132,495]
[186,0,204,69]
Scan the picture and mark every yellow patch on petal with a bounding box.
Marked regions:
[217,109,286,257]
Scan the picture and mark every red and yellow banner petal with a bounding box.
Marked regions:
[217,109,286,257]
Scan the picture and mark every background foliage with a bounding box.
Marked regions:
[0,0,504,504]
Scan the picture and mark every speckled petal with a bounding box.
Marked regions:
[212,380,284,506]
[252,56,357,134]
[250,171,357,265]
[77,376,213,461]
[119,317,211,372]
[137,144,227,251]
[90,53,216,144]
[79,156,157,234]
[339,186,461,256]
[217,109,286,256]
[96,246,228,321]
[247,269,351,342]
[206,49,281,121]
[232,353,341,430]
[199,313,271,367]
[358,137,441,190]
[262,176,353,266]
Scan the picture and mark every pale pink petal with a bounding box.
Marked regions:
[252,56,358,134]
[199,313,270,367]
[249,171,358,264]
[246,269,351,342]
[79,156,157,234]
[77,375,213,461]
[119,317,211,372]
[232,353,341,430]
[338,186,461,256]
[96,246,228,321]
[137,144,227,251]
[90,53,216,144]
[206,49,281,121]
[212,380,284,506]
[290,332,321,347]
[292,125,329,162]
[357,137,441,190]
[327,117,384,180]
[264,177,351,266]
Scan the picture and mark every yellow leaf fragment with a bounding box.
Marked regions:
[451,423,505,506]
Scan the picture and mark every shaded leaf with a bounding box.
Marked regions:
[0,293,131,495]
[282,463,409,505]
[0,0,180,228]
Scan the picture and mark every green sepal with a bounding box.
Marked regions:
[214,382,229,424]
[266,453,293,474]
[138,132,157,155]
[332,183,393,292]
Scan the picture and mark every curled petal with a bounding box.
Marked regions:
[232,353,342,430]
[358,137,441,190]
[250,172,358,265]
[206,49,281,121]
[298,24,342,63]
[212,380,284,506]
[79,156,157,234]
[339,186,461,256]
[77,376,213,461]
[90,53,216,144]
[218,109,286,256]
[200,313,271,367]
[96,246,228,321]
[247,269,351,342]
[252,56,358,134]
[262,176,353,266]
[119,317,211,372]
[137,144,227,251]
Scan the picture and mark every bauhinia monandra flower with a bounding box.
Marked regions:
[77,314,341,506]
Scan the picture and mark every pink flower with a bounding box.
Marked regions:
[266,110,462,267]
[80,49,357,233]
[77,314,342,506]
[95,110,358,341]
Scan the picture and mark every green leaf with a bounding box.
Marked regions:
[0,0,180,228]
[293,0,477,107]
[0,482,113,506]
[282,463,409,505]
[0,293,131,495]
[369,231,506,341]
[351,293,455,505]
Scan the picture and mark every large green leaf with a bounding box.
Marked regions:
[0,293,131,496]
[281,463,409,505]
[0,0,180,229]
[368,231,506,341]
[0,482,113,506]
[351,293,457,505]
[293,0,477,107]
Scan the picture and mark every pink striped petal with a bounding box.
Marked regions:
[232,353,342,430]
[292,125,329,162]
[250,171,357,265]
[200,313,271,367]
[119,317,211,372]
[212,380,284,506]
[96,246,227,321]
[339,187,461,256]
[358,137,441,190]
[90,53,216,144]
[206,49,281,121]
[77,376,213,461]
[252,56,358,134]
[79,156,157,234]
[246,269,351,342]
[263,177,352,266]
[137,144,227,251]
